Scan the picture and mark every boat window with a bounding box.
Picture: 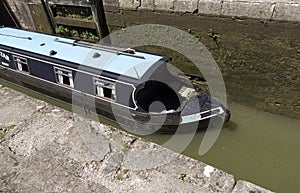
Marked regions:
[93,78,116,100]
[54,67,74,88]
[13,56,29,73]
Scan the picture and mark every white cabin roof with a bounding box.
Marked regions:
[0,27,164,79]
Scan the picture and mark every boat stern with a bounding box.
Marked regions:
[179,93,230,129]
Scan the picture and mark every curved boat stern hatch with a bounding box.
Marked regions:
[134,82,230,127]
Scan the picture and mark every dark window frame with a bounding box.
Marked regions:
[93,77,116,101]
[13,55,29,73]
[54,67,74,88]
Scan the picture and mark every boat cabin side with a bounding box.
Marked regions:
[1,41,203,111]
[0,44,139,110]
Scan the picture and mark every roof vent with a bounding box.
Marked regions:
[40,43,45,46]
[93,52,101,58]
[50,50,57,56]
[124,48,135,54]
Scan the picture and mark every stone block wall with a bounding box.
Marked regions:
[114,0,300,22]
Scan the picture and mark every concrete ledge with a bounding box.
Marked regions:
[219,0,300,21]
[0,85,235,192]
[273,2,300,21]
[119,0,141,10]
[173,0,198,13]
[115,0,300,22]
[221,0,275,20]
[154,0,174,11]
[103,0,119,8]
[232,180,275,193]
[202,0,300,21]
[199,0,300,21]
[198,0,222,15]
[140,0,155,10]
[0,85,274,192]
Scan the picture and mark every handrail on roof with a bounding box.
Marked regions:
[0,32,32,40]
[54,38,145,59]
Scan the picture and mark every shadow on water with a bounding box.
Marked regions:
[1,79,300,193]
[224,120,238,131]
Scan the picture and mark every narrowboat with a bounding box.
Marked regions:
[0,27,230,133]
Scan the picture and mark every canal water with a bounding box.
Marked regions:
[148,103,300,193]
[1,79,300,193]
